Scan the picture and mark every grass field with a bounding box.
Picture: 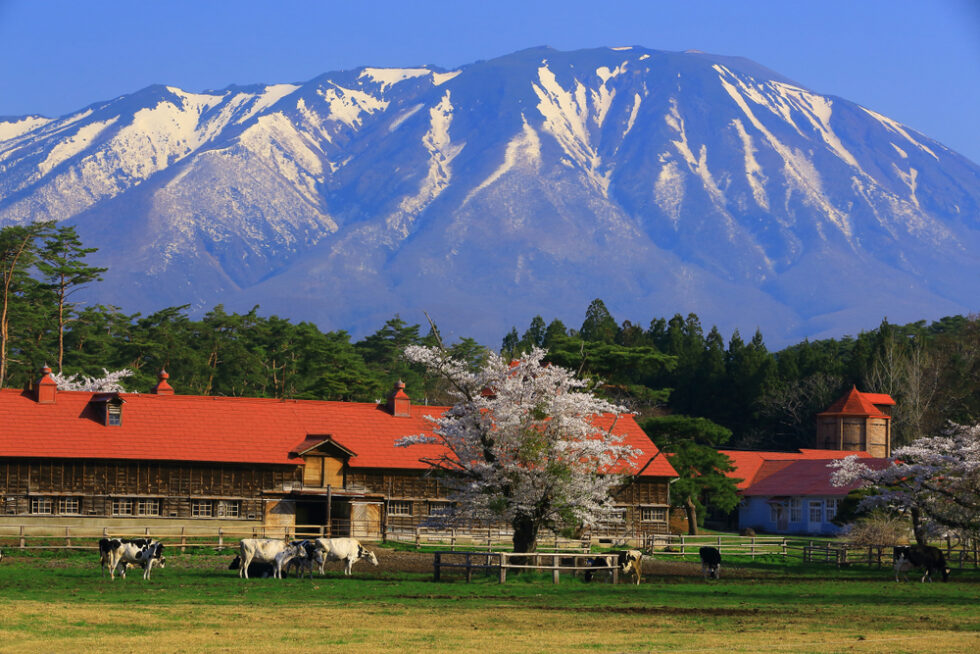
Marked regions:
[1,548,978,653]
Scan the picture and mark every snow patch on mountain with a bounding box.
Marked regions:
[359,67,430,92]
[0,115,52,143]
[730,118,769,210]
[36,117,118,176]
[861,107,938,160]
[387,91,464,237]
[389,104,424,132]
[432,70,461,86]
[318,84,388,129]
[533,64,610,195]
[465,114,542,204]
[654,158,685,224]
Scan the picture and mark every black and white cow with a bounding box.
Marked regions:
[618,549,643,585]
[699,546,722,580]
[99,538,166,580]
[894,545,950,582]
[99,537,153,577]
[313,537,379,576]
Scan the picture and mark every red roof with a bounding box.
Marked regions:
[818,387,892,418]
[719,449,870,490]
[741,458,892,497]
[0,388,676,478]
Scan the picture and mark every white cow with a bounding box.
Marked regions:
[314,537,379,575]
[100,538,166,580]
[239,538,291,579]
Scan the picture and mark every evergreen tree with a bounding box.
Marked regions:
[579,298,618,343]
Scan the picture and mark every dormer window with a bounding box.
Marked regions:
[90,393,125,427]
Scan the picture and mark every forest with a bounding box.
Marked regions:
[2,222,977,452]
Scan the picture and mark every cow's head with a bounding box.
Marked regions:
[359,546,379,567]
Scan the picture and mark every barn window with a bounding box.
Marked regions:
[640,506,667,522]
[426,501,453,516]
[191,500,214,518]
[58,497,81,515]
[216,500,240,518]
[602,507,627,524]
[789,499,802,523]
[112,498,133,516]
[389,501,412,517]
[137,499,160,516]
[107,404,122,426]
[30,497,53,515]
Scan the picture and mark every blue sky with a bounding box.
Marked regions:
[1,0,978,162]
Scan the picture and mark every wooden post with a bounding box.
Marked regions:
[499,553,507,583]
[451,528,456,552]
[19,525,25,549]
[415,527,421,549]
[611,555,619,584]
[326,485,332,538]
[65,526,71,548]
[218,528,223,549]
[180,526,186,553]
[552,556,560,585]
[433,552,441,582]
[466,553,473,583]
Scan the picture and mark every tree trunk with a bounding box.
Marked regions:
[911,507,927,546]
[512,515,539,556]
[685,497,699,536]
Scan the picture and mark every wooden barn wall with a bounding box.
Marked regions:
[0,459,302,520]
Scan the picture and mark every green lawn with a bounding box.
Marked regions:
[1,549,978,653]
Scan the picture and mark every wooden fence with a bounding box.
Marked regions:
[641,533,788,557]
[794,539,980,569]
[431,550,621,584]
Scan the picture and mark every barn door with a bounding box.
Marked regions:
[350,502,382,540]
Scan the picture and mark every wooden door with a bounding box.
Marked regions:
[350,502,382,539]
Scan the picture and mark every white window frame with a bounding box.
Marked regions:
[191,500,214,518]
[640,506,667,522]
[426,501,453,517]
[602,507,628,524]
[389,500,412,517]
[825,498,839,521]
[769,504,782,523]
[809,500,823,523]
[216,500,240,518]
[58,497,81,515]
[789,499,802,523]
[111,498,133,516]
[137,498,160,516]
[30,497,53,515]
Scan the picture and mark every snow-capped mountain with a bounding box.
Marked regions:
[2,46,978,345]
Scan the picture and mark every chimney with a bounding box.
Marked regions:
[151,369,175,395]
[386,380,411,417]
[36,365,57,404]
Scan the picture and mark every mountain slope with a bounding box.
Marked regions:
[1,46,978,345]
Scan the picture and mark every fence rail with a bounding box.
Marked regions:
[793,539,980,569]
[431,550,621,584]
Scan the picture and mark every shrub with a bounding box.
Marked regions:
[844,511,910,545]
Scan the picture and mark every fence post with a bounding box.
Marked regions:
[611,555,619,584]
[218,528,223,549]
[499,553,507,583]
[466,553,474,583]
[19,525,25,549]
[180,526,186,553]
[415,527,421,550]
[65,526,71,548]
[433,552,441,582]
[451,528,456,552]
[552,555,560,585]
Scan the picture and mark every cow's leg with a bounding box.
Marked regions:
[241,553,253,579]
[345,556,354,575]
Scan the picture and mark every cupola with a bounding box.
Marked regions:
[36,365,57,404]
[386,380,411,417]
[151,369,174,395]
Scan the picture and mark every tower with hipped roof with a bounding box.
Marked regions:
[815,386,894,457]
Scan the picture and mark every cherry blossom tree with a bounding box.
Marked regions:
[831,422,980,544]
[397,346,639,553]
[50,368,132,392]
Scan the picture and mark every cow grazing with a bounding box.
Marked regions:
[99,537,153,577]
[618,549,643,585]
[699,546,722,580]
[238,539,291,579]
[894,545,950,582]
[313,538,379,576]
[99,538,166,580]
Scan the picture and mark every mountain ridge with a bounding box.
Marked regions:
[1,46,977,346]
